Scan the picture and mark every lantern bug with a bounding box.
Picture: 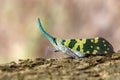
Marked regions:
[38,18,114,58]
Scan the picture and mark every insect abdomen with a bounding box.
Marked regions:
[61,37,114,55]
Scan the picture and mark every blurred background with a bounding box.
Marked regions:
[0,0,120,63]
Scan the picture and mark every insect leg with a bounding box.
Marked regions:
[44,46,60,59]
[55,52,67,59]
[44,46,49,59]
[44,46,54,59]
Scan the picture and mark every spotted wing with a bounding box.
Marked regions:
[61,37,114,55]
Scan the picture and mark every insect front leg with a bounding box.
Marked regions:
[44,46,59,59]
[44,46,53,59]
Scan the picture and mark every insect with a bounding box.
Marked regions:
[38,18,114,58]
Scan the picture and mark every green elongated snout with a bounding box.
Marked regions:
[38,18,55,45]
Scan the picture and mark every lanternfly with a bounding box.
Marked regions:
[38,18,114,58]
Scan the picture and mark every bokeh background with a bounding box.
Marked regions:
[0,0,120,63]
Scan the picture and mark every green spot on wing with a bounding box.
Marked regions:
[77,45,80,51]
[68,39,77,49]
[96,37,114,54]
[83,39,95,54]
[61,40,65,45]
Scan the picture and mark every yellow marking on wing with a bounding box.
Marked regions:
[91,39,94,42]
[56,38,60,45]
[92,50,98,54]
[86,51,90,54]
[72,39,86,53]
[72,43,78,50]
[91,46,93,48]
[96,46,100,50]
[72,39,81,50]
[104,44,106,46]
[94,37,99,43]
[80,49,84,53]
[102,40,105,43]
[105,51,107,53]
[64,39,70,47]
[107,48,109,50]
[81,39,86,44]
